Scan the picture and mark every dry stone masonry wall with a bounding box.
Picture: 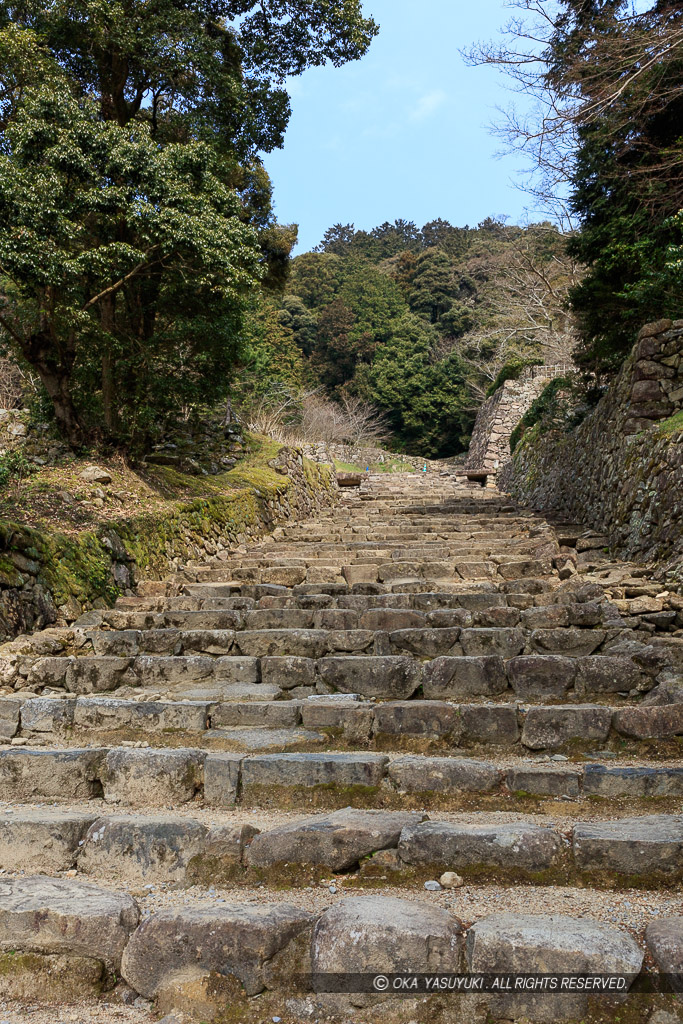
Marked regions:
[501,320,683,571]
[466,366,572,474]
[300,441,439,471]
[0,446,337,642]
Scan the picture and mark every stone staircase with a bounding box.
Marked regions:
[0,471,681,1023]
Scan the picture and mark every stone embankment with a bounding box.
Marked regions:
[501,320,683,574]
[299,440,442,472]
[0,445,336,642]
[0,471,681,1023]
[466,365,572,475]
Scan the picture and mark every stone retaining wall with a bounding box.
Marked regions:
[300,441,440,472]
[0,447,337,640]
[500,321,683,572]
[466,366,572,474]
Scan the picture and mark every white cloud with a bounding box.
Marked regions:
[409,89,448,121]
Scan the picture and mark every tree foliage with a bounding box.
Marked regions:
[279,217,577,457]
[466,0,683,374]
[0,1,377,446]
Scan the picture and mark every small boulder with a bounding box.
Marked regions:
[80,465,112,485]
[246,808,425,872]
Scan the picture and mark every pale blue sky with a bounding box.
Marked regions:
[264,0,537,252]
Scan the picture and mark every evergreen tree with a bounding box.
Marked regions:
[0,1,377,444]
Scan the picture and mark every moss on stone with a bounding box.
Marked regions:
[0,435,336,629]
[656,409,683,435]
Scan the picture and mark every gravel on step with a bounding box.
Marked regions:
[1,796,681,838]
[0,1002,154,1024]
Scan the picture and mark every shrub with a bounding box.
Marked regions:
[485,358,544,398]
[509,376,577,452]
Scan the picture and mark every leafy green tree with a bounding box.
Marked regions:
[278,296,319,357]
[235,299,306,400]
[0,85,261,444]
[339,262,405,341]
[288,253,343,309]
[311,299,359,392]
[313,223,357,256]
[408,249,475,334]
[568,124,683,373]
[368,313,473,455]
[421,219,471,258]
[0,1,378,444]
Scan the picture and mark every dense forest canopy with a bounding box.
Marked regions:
[242,216,579,457]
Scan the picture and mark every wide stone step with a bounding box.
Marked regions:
[193,558,557,587]
[4,642,670,704]
[0,806,681,886]
[0,881,679,1021]
[78,599,616,642]
[104,586,568,619]
[1,743,681,810]
[9,691,683,753]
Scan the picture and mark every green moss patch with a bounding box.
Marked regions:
[656,409,683,435]
[0,435,335,619]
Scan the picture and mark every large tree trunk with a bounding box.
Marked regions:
[23,332,84,446]
[100,293,118,436]
[36,367,84,446]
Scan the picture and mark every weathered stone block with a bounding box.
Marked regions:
[373,701,462,740]
[422,656,508,699]
[507,656,576,700]
[246,808,424,871]
[529,628,606,657]
[573,815,683,877]
[0,876,139,969]
[388,627,462,657]
[101,747,205,806]
[506,766,580,798]
[312,896,463,992]
[522,705,612,750]
[260,656,316,690]
[66,657,134,694]
[317,656,421,700]
[613,703,683,739]
[359,609,425,631]
[0,748,105,800]
[389,756,500,794]
[122,903,312,998]
[398,820,563,873]
[241,752,388,793]
[459,627,525,658]
[466,912,643,1020]
[78,815,209,883]
[0,809,96,872]
[234,630,329,659]
[583,764,683,798]
[574,656,645,696]
[203,753,242,806]
[459,704,520,745]
[645,917,683,990]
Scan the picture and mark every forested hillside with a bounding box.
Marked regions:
[0,0,679,468]
[236,217,578,457]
